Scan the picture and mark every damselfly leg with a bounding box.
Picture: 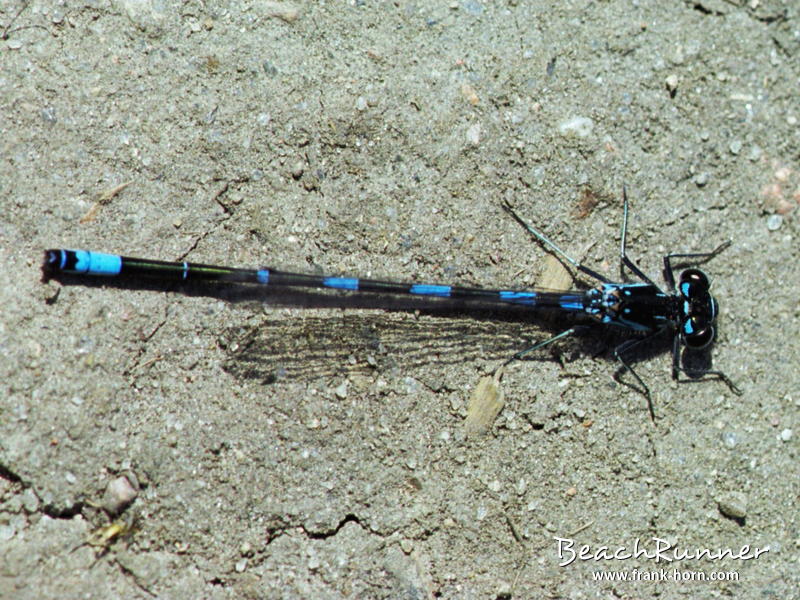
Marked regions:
[617,186,661,287]
[662,241,732,290]
[671,333,742,395]
[501,200,610,284]
[500,327,578,368]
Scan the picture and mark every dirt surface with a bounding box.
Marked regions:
[2,1,798,598]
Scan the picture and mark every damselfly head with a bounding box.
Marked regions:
[678,268,717,349]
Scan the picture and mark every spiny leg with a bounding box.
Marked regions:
[499,327,577,369]
[617,186,661,289]
[501,200,610,284]
[612,332,662,422]
[662,240,732,289]
[671,331,681,381]
[671,333,742,395]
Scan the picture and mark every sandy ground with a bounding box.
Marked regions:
[2,1,798,598]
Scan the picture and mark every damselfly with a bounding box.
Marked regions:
[43,188,741,417]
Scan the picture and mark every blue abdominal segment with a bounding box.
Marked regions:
[72,250,123,276]
[323,277,359,291]
[409,284,452,297]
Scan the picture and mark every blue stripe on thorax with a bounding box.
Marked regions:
[558,295,584,311]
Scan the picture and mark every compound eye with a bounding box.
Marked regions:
[679,269,710,297]
[683,319,715,349]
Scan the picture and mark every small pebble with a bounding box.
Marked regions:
[117,0,167,32]
[775,167,791,182]
[461,83,479,106]
[665,74,679,95]
[355,96,368,111]
[334,381,348,399]
[496,582,513,598]
[558,116,594,138]
[461,0,484,15]
[748,145,763,161]
[729,140,742,155]
[766,214,783,231]
[263,1,301,23]
[693,172,709,187]
[22,489,40,513]
[466,123,481,145]
[780,428,793,442]
[290,161,304,179]
[102,474,140,515]
[6,39,23,50]
[262,60,278,76]
[717,491,747,520]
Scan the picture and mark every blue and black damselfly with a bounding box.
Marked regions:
[43,189,742,417]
